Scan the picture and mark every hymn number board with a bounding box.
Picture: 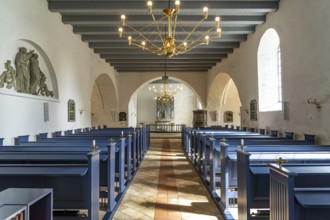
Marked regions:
[68,99,76,122]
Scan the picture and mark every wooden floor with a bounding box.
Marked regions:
[112,137,224,220]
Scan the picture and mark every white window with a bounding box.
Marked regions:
[257,28,282,112]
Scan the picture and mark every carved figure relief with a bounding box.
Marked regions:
[0,60,16,89]
[0,47,54,97]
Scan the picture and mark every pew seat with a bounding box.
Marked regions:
[295,188,330,208]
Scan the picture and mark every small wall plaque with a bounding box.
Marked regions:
[250,99,258,121]
[68,99,75,122]
[224,111,233,123]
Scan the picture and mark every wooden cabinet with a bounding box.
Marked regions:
[193,109,208,128]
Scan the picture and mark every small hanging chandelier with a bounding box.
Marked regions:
[119,0,221,58]
[149,57,183,102]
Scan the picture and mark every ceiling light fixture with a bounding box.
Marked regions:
[119,0,221,58]
[149,57,183,102]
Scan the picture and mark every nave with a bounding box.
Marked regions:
[113,137,223,220]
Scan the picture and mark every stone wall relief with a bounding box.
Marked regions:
[0,47,53,97]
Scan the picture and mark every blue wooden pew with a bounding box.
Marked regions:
[0,150,100,220]
[1,136,136,218]
[197,136,313,175]
[198,136,315,183]
[269,164,330,220]
[0,204,26,220]
[236,151,330,220]
[0,188,52,220]
[184,128,303,164]
[204,139,330,219]
[19,133,140,175]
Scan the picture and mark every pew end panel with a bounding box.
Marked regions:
[14,135,29,145]
[36,133,48,141]
[285,132,294,140]
[304,134,316,144]
[269,164,330,220]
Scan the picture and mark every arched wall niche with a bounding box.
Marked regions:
[207,73,242,127]
[0,39,59,99]
[91,73,119,127]
[128,77,203,127]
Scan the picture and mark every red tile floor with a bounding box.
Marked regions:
[112,138,224,220]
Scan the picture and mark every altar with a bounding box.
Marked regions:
[155,121,174,131]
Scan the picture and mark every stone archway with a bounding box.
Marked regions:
[207,73,242,127]
[127,77,202,127]
[91,74,119,127]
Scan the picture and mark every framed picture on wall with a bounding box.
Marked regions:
[68,99,76,122]
[250,99,257,121]
[223,111,233,123]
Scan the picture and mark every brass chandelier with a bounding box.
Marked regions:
[118,0,222,58]
[149,57,183,102]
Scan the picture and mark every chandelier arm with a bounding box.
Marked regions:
[124,25,160,49]
[180,18,206,46]
[178,42,207,54]
[149,13,165,42]
[178,27,215,51]
[130,41,165,56]
[173,14,178,38]
[177,41,207,54]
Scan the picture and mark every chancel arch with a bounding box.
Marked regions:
[128,77,203,127]
[207,73,242,127]
[91,74,119,127]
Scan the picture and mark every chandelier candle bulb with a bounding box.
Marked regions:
[147,1,152,13]
[93,140,95,146]
[128,36,132,45]
[217,28,222,38]
[121,15,126,26]
[215,17,220,28]
[241,139,244,146]
[203,7,208,19]
[175,0,180,11]
[142,41,146,50]
[118,27,123,38]
[205,36,209,45]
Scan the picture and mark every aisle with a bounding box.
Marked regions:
[113,138,224,220]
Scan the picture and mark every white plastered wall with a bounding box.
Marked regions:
[208,0,330,143]
[0,0,118,144]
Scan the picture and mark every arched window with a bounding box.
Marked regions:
[257,28,282,112]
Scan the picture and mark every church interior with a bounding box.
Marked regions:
[0,0,330,220]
